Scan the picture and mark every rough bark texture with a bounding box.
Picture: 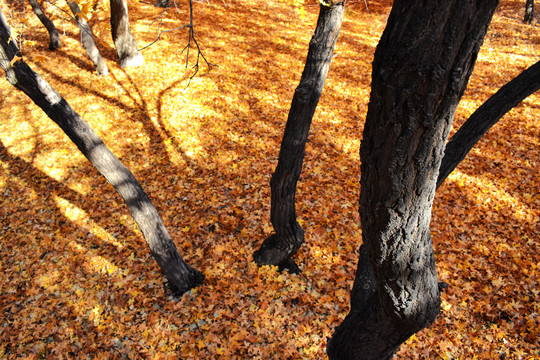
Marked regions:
[437,60,540,188]
[110,0,144,68]
[67,1,108,76]
[524,0,534,23]
[0,12,203,296]
[28,0,61,50]
[327,1,499,358]
[253,2,345,272]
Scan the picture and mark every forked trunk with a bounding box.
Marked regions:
[327,1,499,358]
[437,60,540,188]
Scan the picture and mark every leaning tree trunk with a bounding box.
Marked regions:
[327,1,499,358]
[524,0,534,23]
[0,11,203,296]
[437,59,540,188]
[110,0,144,68]
[28,0,61,50]
[253,2,345,273]
[67,1,108,76]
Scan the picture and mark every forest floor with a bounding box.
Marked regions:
[0,0,539,358]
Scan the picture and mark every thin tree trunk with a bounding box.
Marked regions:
[110,0,144,68]
[28,0,61,50]
[0,11,203,296]
[437,60,540,189]
[524,0,534,23]
[253,2,345,272]
[327,1,498,358]
[67,1,108,76]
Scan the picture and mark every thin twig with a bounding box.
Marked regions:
[139,24,190,50]
[141,0,217,84]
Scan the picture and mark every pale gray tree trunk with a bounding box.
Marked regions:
[110,0,144,68]
[67,0,108,76]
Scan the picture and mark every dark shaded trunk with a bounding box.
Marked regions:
[155,0,170,8]
[0,11,203,296]
[110,0,144,68]
[67,1,108,76]
[253,2,345,273]
[524,0,534,23]
[28,0,61,50]
[327,1,498,358]
[437,60,540,188]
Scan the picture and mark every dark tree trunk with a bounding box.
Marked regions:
[110,0,144,68]
[154,0,170,8]
[524,0,534,23]
[0,11,203,296]
[327,1,499,358]
[253,2,345,272]
[437,60,540,188]
[67,1,108,76]
[28,0,61,50]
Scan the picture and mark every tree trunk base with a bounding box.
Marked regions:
[327,309,406,360]
[120,53,144,68]
[97,62,109,76]
[253,224,304,274]
[277,257,301,274]
[48,32,61,51]
[166,266,204,296]
[524,0,534,23]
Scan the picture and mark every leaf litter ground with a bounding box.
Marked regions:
[0,0,538,358]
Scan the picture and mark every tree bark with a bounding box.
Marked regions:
[110,0,144,68]
[327,1,499,358]
[154,0,170,8]
[524,0,534,23]
[0,11,203,296]
[28,0,61,50]
[67,1,108,76]
[253,2,345,272]
[437,60,540,189]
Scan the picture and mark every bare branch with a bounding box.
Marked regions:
[141,0,217,83]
